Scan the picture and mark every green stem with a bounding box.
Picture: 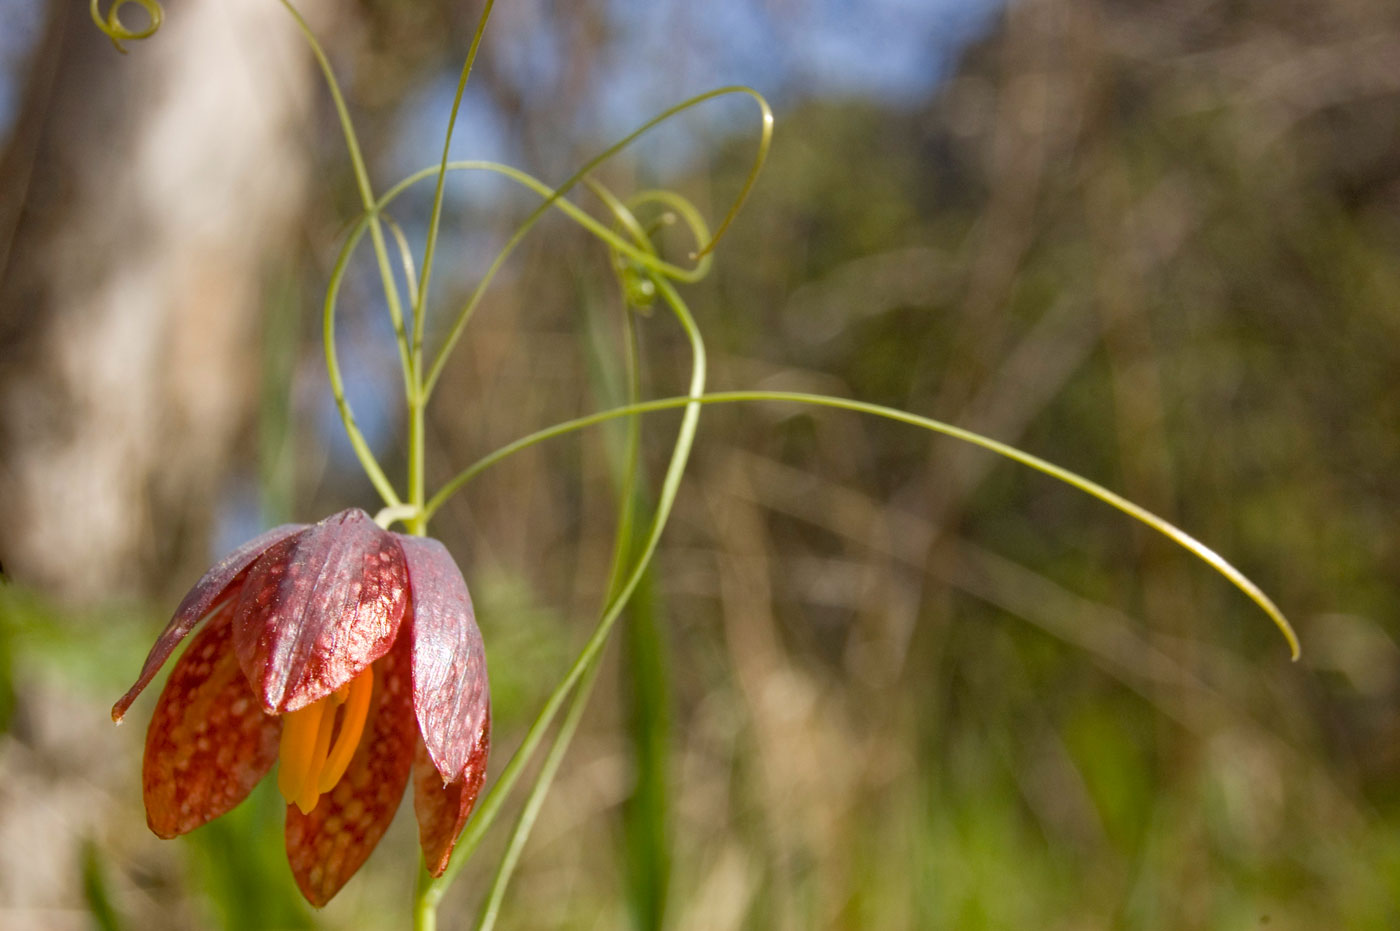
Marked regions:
[405,1,498,545]
[321,256,402,509]
[413,867,438,931]
[417,277,709,913]
[391,161,712,282]
[383,215,422,310]
[319,158,719,515]
[406,399,426,536]
[425,390,1301,660]
[606,308,645,602]
[413,0,496,364]
[317,205,403,508]
[283,1,414,399]
[471,221,654,930]
[475,647,604,931]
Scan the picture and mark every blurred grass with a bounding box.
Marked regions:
[618,568,671,931]
[184,783,316,931]
[81,838,125,931]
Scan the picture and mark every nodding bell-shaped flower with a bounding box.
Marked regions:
[112,508,490,906]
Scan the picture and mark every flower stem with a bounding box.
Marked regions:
[406,1,499,926]
[283,0,414,398]
[412,866,438,931]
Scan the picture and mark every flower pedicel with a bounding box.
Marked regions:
[112,508,489,905]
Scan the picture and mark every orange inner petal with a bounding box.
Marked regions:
[276,700,326,807]
[318,666,374,793]
[277,667,375,813]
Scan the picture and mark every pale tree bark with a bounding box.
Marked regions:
[0,0,329,602]
[0,0,338,920]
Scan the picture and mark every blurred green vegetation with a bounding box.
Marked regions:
[3,0,1400,928]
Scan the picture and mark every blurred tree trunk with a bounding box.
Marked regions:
[0,0,326,601]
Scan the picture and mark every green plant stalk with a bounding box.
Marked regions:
[406,399,426,536]
[387,161,714,282]
[320,145,744,518]
[406,0,498,539]
[419,286,660,931]
[426,390,1301,660]
[284,1,415,401]
[593,181,675,931]
[608,307,645,604]
[415,276,710,917]
[471,305,648,930]
[464,190,695,926]
[412,0,496,363]
[288,0,420,517]
[475,649,605,931]
[321,271,402,509]
[619,559,671,931]
[316,155,722,512]
[383,216,423,310]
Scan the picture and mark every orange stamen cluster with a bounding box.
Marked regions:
[277,667,374,814]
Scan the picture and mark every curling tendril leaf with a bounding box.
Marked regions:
[91,0,162,53]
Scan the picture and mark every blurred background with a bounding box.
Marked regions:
[2,0,1399,927]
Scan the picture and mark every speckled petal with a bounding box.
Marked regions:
[112,522,306,722]
[396,535,490,781]
[142,605,282,838]
[233,509,408,714]
[284,632,415,907]
[412,712,490,877]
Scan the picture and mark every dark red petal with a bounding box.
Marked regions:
[233,509,408,714]
[412,712,490,877]
[113,523,306,722]
[142,605,281,838]
[284,632,415,907]
[396,535,489,781]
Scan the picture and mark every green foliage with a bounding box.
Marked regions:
[185,782,316,931]
[81,839,126,931]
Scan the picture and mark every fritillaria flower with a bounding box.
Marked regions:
[112,508,489,905]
